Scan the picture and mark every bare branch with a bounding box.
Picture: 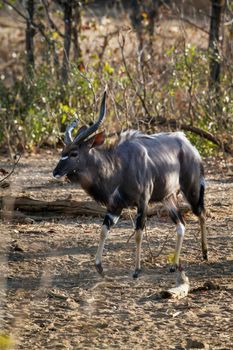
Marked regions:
[41,0,64,38]
[175,16,210,35]
[98,29,120,63]
[3,0,58,57]
[118,33,151,118]
[0,154,21,183]
[2,0,28,21]
[141,116,233,155]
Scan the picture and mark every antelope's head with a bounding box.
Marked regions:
[53,90,107,179]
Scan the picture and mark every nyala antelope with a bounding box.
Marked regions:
[53,90,207,278]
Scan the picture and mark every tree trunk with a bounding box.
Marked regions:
[41,0,60,75]
[130,0,144,54]
[73,4,82,65]
[147,0,158,56]
[209,0,224,89]
[61,2,72,84]
[208,0,225,122]
[25,0,35,77]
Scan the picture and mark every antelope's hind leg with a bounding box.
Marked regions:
[187,179,208,261]
[199,210,208,260]
[197,182,208,261]
[133,206,147,279]
[164,195,185,272]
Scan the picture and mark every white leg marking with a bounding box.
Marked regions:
[174,222,185,265]
[108,213,119,225]
[95,225,109,266]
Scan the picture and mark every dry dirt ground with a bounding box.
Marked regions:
[0,151,232,350]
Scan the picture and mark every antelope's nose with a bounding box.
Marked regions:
[53,168,61,179]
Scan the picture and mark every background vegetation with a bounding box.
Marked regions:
[0,0,232,156]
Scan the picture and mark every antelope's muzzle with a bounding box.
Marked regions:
[53,160,67,179]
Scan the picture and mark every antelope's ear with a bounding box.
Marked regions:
[86,131,106,148]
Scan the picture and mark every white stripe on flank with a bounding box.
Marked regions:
[200,177,205,187]
[108,213,119,225]
[60,156,69,160]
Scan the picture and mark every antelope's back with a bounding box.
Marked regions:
[115,131,202,202]
[117,130,201,167]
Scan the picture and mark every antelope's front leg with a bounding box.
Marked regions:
[133,229,143,278]
[95,212,119,275]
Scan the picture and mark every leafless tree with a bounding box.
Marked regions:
[25,0,35,76]
[209,0,225,89]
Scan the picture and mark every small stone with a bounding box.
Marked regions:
[186,338,209,349]
[11,242,24,252]
[0,181,10,188]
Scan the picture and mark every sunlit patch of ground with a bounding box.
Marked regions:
[0,152,232,349]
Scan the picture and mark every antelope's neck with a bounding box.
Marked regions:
[79,148,120,205]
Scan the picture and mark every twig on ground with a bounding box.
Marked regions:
[0,154,21,183]
[144,225,172,261]
[126,209,135,244]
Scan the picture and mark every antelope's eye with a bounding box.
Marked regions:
[70,151,78,158]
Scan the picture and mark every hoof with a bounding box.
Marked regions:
[95,263,104,276]
[169,265,177,273]
[203,251,208,261]
[133,268,141,279]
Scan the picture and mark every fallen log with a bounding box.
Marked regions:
[0,195,191,221]
[1,210,35,224]
[0,195,106,218]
